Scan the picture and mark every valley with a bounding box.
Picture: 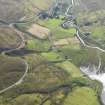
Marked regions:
[0,0,105,105]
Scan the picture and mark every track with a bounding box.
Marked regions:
[2,24,25,55]
[0,21,29,94]
[0,0,104,100]
[0,61,28,94]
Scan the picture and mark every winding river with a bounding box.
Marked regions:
[76,28,105,105]
[64,0,105,104]
[80,66,105,104]
[0,0,105,104]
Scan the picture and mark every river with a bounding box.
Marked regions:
[80,66,105,105]
[62,0,105,104]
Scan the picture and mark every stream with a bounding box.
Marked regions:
[65,0,105,104]
[0,0,104,103]
[52,0,105,103]
[80,66,105,104]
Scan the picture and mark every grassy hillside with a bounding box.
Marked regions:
[0,54,26,91]
[0,0,54,23]
[0,0,104,105]
[64,87,100,105]
[75,0,105,50]
[0,53,102,105]
[0,26,21,50]
[74,0,105,14]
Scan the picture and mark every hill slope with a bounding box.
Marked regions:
[0,0,54,23]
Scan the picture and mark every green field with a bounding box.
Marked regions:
[0,1,103,105]
[56,61,83,78]
[91,26,105,40]
[41,52,64,62]
[25,39,51,52]
[38,18,76,39]
[64,87,100,105]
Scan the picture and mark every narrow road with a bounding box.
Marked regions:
[0,61,28,94]
[0,21,29,94]
[2,24,25,55]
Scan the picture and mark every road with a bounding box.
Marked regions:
[0,21,29,94]
[2,24,25,55]
[0,61,28,94]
